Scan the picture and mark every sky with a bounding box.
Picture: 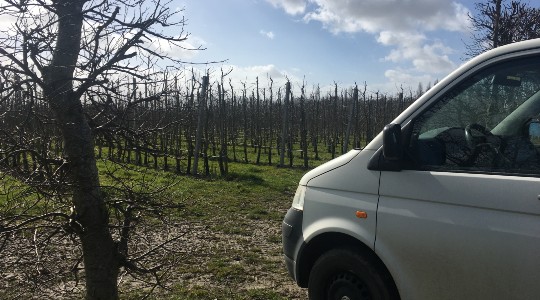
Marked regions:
[171,0,477,95]
[0,0,535,96]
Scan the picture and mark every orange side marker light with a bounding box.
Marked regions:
[355,211,368,219]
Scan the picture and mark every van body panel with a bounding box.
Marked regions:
[364,132,383,150]
[306,150,380,194]
[302,150,381,247]
[376,170,540,300]
[299,149,361,186]
[282,208,304,282]
[302,187,379,249]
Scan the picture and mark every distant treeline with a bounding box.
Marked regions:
[0,73,416,178]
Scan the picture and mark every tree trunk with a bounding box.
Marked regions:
[255,78,262,165]
[280,82,290,167]
[218,83,227,176]
[42,1,119,299]
[493,0,502,48]
[332,84,338,159]
[242,87,249,163]
[267,80,273,165]
[300,84,308,168]
[192,75,209,175]
[343,87,356,153]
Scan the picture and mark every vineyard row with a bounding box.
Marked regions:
[0,74,416,179]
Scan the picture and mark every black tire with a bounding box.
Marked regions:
[308,248,399,300]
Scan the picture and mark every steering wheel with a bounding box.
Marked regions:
[464,123,493,150]
[464,123,512,168]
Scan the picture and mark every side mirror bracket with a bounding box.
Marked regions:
[368,123,405,171]
[383,123,403,161]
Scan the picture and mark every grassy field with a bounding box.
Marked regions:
[114,160,310,299]
[1,146,336,299]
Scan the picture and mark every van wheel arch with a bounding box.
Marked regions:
[297,232,398,298]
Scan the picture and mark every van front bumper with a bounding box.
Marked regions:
[282,207,304,283]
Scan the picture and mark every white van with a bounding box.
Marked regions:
[282,38,540,300]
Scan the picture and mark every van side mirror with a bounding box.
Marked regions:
[383,123,403,161]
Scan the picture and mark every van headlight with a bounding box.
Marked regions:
[292,185,306,210]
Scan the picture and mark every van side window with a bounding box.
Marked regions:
[407,56,540,175]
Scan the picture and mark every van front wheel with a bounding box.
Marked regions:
[308,248,398,300]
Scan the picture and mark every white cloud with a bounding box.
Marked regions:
[303,0,470,34]
[235,64,284,79]
[149,35,207,60]
[378,31,456,74]
[194,64,303,94]
[0,1,51,38]
[266,0,306,15]
[260,30,275,40]
[227,64,298,89]
[383,68,435,93]
[269,0,471,87]
[0,13,15,29]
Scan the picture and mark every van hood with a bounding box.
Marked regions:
[299,150,361,186]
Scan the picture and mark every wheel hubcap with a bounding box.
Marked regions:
[327,272,371,300]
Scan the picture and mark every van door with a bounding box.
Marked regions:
[376,55,540,300]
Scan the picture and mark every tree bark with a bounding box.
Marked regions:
[280,82,290,167]
[493,0,502,48]
[300,85,308,168]
[193,75,209,175]
[42,1,119,299]
[343,87,356,154]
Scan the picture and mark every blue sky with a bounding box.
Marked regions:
[0,0,536,95]
[171,0,476,94]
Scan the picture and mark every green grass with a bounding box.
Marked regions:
[101,158,309,298]
[95,138,343,178]
[2,151,315,298]
[161,285,288,300]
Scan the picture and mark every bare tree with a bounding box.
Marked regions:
[279,81,290,167]
[466,0,540,57]
[415,82,424,99]
[0,0,201,298]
